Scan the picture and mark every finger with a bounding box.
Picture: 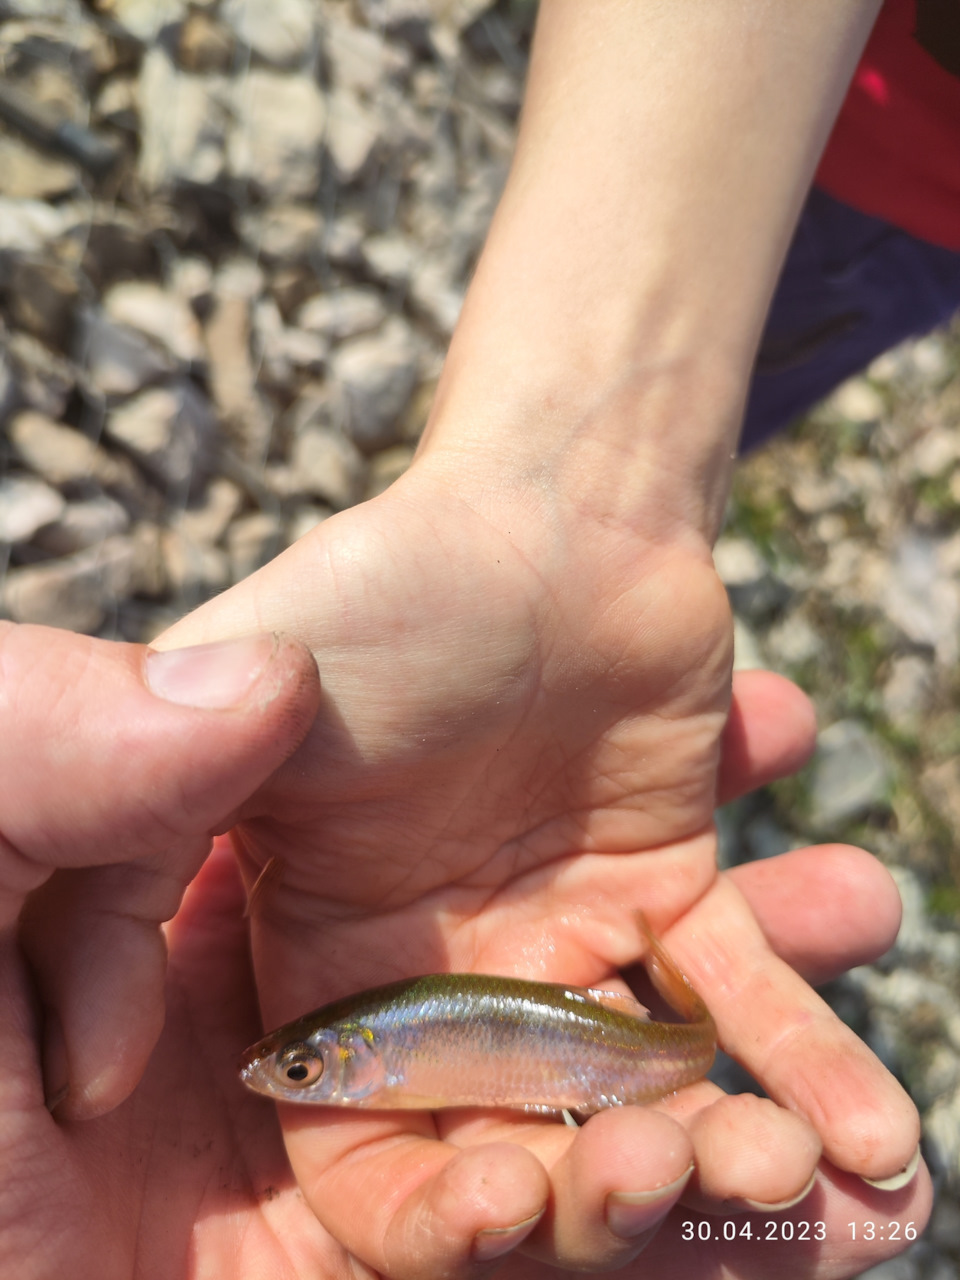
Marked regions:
[280,1106,550,1280]
[717,670,817,805]
[4,624,320,1118]
[655,1084,822,1213]
[670,875,921,1186]
[729,844,903,984]
[447,1106,693,1270]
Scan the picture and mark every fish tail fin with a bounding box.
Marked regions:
[637,912,714,1029]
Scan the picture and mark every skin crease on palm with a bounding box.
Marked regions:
[0,614,930,1280]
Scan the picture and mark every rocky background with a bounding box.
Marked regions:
[0,1,957,1276]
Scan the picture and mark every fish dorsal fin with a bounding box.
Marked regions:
[565,985,651,1020]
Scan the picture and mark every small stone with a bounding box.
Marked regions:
[227,511,285,582]
[714,536,788,622]
[0,349,17,420]
[222,0,317,68]
[1,535,135,633]
[8,410,137,494]
[0,197,73,253]
[0,475,65,542]
[170,257,214,317]
[365,443,416,498]
[128,521,167,597]
[138,48,230,190]
[289,425,366,508]
[331,317,419,453]
[789,470,854,515]
[905,426,960,480]
[228,70,326,200]
[361,233,417,287]
[808,719,892,831]
[96,0,187,41]
[882,655,935,729]
[75,306,175,397]
[296,288,386,340]
[883,533,960,667]
[204,282,273,461]
[323,214,366,267]
[93,75,140,133]
[105,383,217,493]
[32,495,130,555]
[325,87,380,182]
[323,17,391,94]
[238,205,323,264]
[828,378,885,425]
[764,610,824,668]
[0,136,78,200]
[103,282,205,365]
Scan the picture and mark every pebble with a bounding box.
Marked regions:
[807,719,892,830]
[0,474,65,542]
[105,383,217,494]
[331,316,419,453]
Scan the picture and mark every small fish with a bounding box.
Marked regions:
[239,917,716,1112]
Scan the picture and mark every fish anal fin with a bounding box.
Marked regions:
[567,985,651,1020]
[636,911,713,1028]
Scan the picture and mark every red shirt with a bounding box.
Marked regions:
[816,0,960,250]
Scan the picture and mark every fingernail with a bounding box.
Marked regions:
[472,1209,544,1261]
[743,1170,817,1211]
[860,1147,921,1192]
[145,635,278,709]
[606,1165,693,1239]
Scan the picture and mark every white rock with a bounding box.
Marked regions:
[323,17,391,94]
[828,378,885,424]
[713,536,767,587]
[331,317,419,452]
[228,70,326,200]
[296,288,386,340]
[789,470,854,515]
[290,426,366,508]
[1,536,135,633]
[905,426,960,480]
[222,0,317,67]
[764,610,824,668]
[325,86,380,182]
[33,495,130,555]
[102,0,187,41]
[103,282,205,364]
[138,48,230,190]
[361,233,417,286]
[105,383,217,491]
[883,533,960,667]
[0,475,65,542]
[0,198,73,252]
[8,411,134,491]
[410,260,463,335]
[808,719,891,831]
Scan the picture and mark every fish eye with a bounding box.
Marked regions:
[278,1044,324,1087]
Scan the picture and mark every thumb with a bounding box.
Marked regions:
[2,623,320,1119]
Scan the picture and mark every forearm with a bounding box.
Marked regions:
[423,0,881,542]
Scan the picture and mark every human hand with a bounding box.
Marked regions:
[152,460,928,1277]
[0,615,926,1278]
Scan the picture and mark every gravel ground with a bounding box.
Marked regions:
[0,2,957,1276]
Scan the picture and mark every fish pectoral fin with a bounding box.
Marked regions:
[567,985,651,1020]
